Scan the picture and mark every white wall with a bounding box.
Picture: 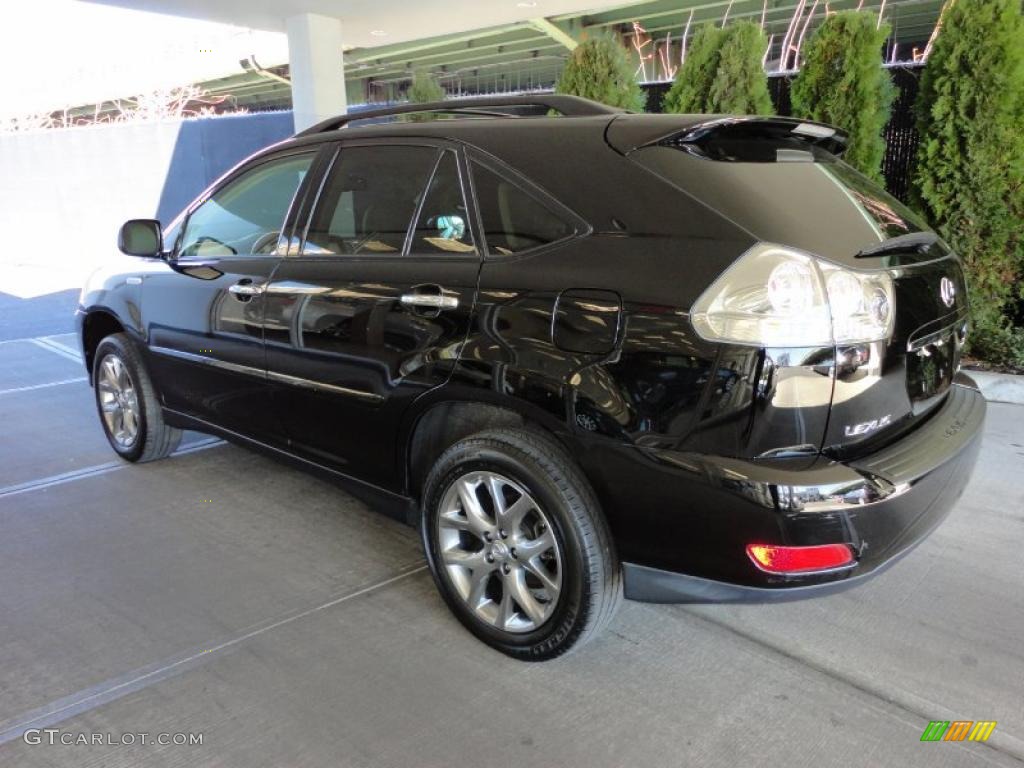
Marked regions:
[0,112,292,299]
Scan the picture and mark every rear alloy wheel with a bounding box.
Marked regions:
[437,471,563,633]
[93,333,182,462]
[422,428,621,660]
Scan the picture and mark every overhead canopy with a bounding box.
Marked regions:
[83,0,949,64]
[81,0,634,50]
[68,0,948,130]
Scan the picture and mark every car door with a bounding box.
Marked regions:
[263,140,482,488]
[143,148,320,442]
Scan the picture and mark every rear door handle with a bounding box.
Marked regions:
[229,281,263,299]
[400,293,459,310]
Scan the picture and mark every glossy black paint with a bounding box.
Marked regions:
[144,257,281,440]
[77,108,984,597]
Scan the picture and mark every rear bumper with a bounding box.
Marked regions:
[615,376,986,601]
[623,544,918,603]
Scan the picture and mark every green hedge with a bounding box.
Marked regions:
[913,0,1024,366]
[555,37,646,112]
[791,11,894,182]
[664,22,772,115]
[404,71,446,122]
[663,25,724,113]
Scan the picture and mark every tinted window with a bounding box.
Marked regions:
[305,145,438,255]
[179,153,313,258]
[410,151,476,255]
[471,162,574,255]
[633,146,928,264]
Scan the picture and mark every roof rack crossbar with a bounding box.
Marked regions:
[295,94,625,137]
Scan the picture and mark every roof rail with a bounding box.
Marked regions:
[294,94,626,137]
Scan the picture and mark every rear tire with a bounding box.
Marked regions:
[421,427,621,660]
[93,333,181,463]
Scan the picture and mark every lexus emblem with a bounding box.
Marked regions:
[940,277,956,308]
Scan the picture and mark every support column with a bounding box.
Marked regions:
[286,13,346,132]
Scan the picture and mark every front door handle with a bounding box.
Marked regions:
[400,292,459,310]
[229,281,263,300]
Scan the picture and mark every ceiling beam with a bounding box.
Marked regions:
[357,41,565,80]
[615,0,943,39]
[351,33,552,72]
[570,0,937,30]
[561,0,736,27]
[373,56,566,85]
[345,23,529,64]
[528,17,579,50]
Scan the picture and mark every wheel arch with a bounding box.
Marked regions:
[81,309,127,383]
[400,389,578,505]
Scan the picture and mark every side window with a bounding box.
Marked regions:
[470,161,574,255]
[304,145,438,256]
[178,153,314,258]
[410,151,476,255]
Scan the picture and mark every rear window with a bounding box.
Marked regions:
[633,145,928,264]
[471,161,574,255]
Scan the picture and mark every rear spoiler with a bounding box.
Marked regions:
[664,117,848,159]
[608,115,848,159]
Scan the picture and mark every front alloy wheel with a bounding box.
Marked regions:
[437,471,562,633]
[97,353,140,448]
[92,332,181,462]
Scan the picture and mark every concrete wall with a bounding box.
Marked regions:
[0,111,293,297]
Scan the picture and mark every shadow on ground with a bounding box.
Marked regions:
[0,290,79,341]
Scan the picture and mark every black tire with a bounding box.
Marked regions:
[93,333,182,463]
[421,427,621,660]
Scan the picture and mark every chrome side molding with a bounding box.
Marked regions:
[148,346,383,404]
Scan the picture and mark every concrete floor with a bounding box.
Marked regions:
[0,325,1022,767]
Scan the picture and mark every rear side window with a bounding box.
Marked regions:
[470,161,574,255]
[304,145,437,255]
[410,151,476,255]
[179,153,313,258]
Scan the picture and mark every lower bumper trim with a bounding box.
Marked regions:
[622,541,920,604]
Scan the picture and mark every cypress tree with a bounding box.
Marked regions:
[663,25,724,113]
[707,21,774,115]
[913,0,1024,364]
[404,71,446,122]
[791,11,894,181]
[556,37,647,112]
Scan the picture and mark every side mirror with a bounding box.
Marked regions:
[118,219,163,257]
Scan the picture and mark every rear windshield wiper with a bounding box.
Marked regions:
[856,231,938,258]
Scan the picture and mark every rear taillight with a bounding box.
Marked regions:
[746,543,855,574]
[691,243,894,347]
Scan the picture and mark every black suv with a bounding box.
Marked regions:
[79,95,985,660]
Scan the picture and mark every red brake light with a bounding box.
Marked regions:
[746,543,855,575]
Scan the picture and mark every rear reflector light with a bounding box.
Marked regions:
[746,543,855,574]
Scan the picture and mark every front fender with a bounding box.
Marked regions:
[77,256,158,374]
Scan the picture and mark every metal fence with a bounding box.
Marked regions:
[642,64,924,203]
